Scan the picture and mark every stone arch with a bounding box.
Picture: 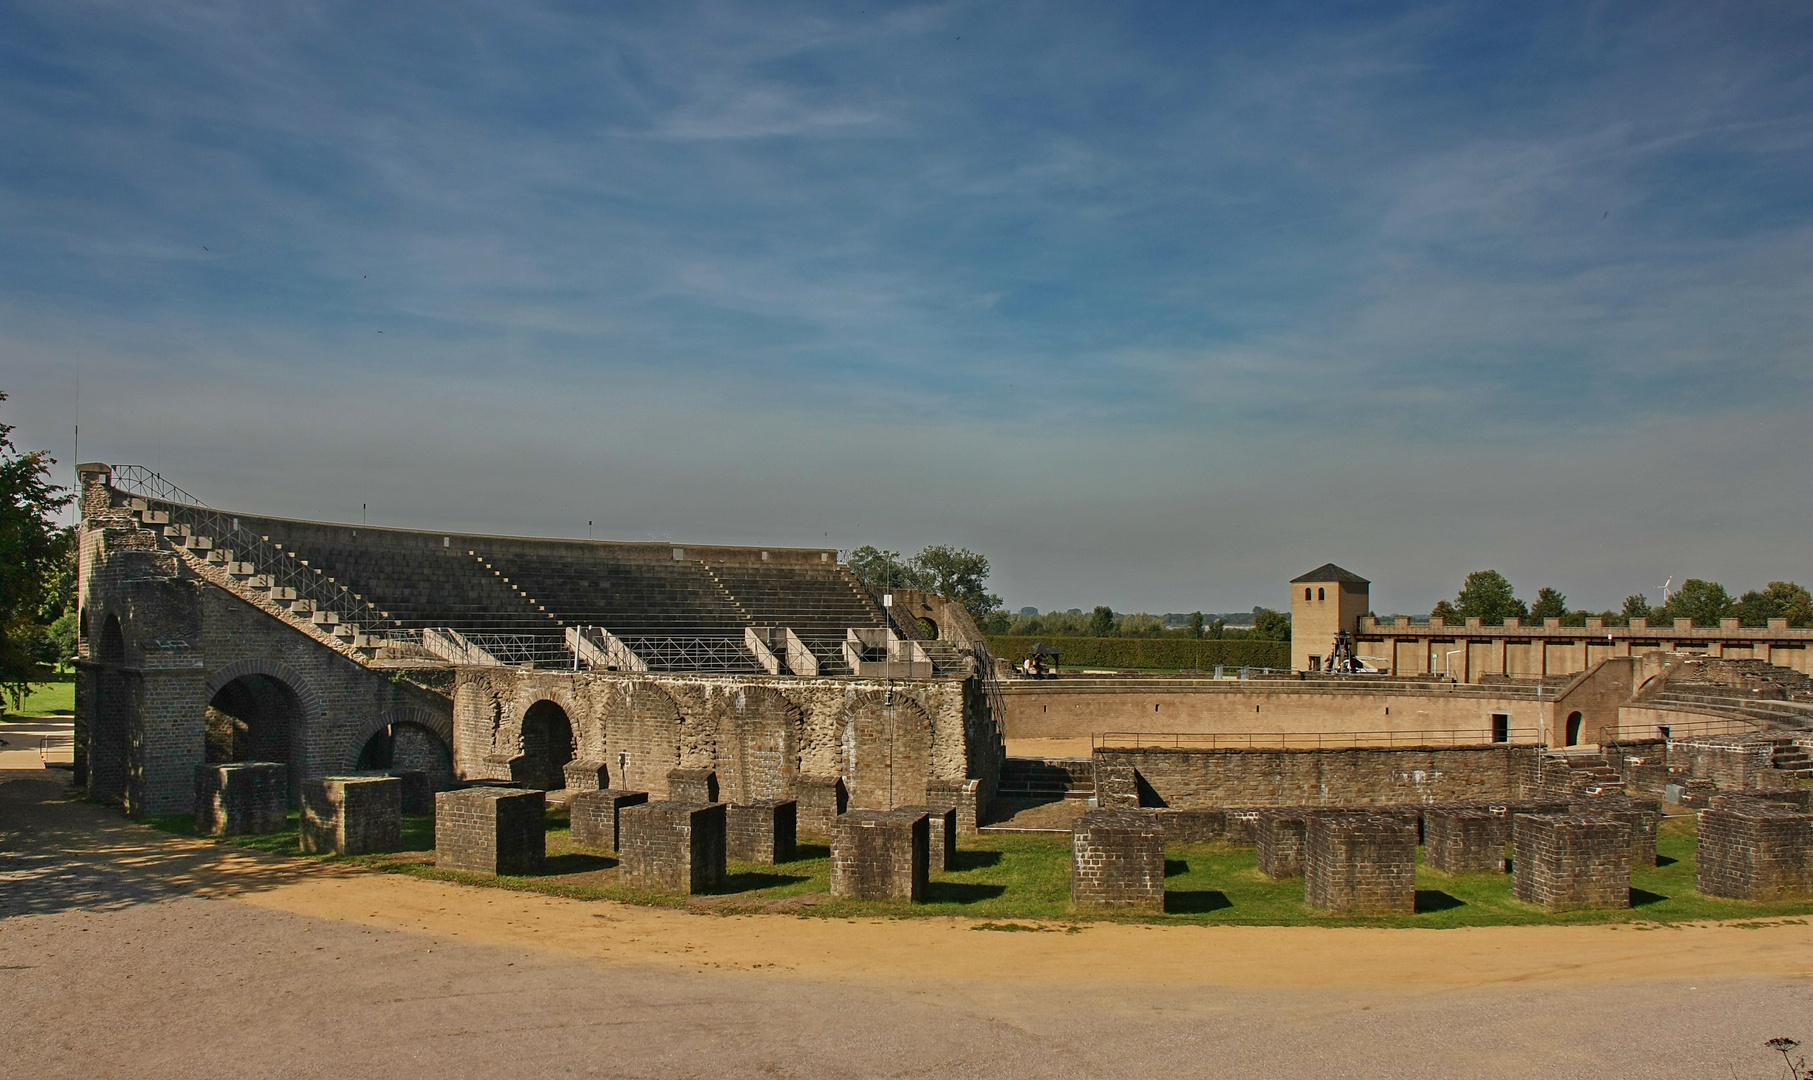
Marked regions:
[203,658,324,801]
[916,617,940,640]
[99,612,124,661]
[515,699,576,790]
[714,686,803,803]
[1565,710,1584,747]
[89,612,133,804]
[340,705,455,782]
[842,693,933,810]
[606,684,682,796]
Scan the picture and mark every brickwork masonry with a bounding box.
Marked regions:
[1512,814,1631,911]
[1304,814,1417,915]
[434,787,545,876]
[1070,810,1166,913]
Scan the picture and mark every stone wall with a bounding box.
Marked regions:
[1304,814,1417,915]
[1256,810,1311,879]
[726,799,798,864]
[618,802,728,895]
[830,810,928,900]
[1512,814,1630,911]
[1696,803,1813,900]
[567,789,649,852]
[1070,810,1165,912]
[300,776,401,855]
[194,762,288,835]
[1093,744,1541,810]
[1423,808,1508,874]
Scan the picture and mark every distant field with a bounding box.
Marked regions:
[15,678,74,717]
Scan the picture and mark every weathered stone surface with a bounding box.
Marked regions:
[1093,745,1540,810]
[618,801,727,895]
[1150,807,1226,845]
[831,809,928,901]
[727,799,798,864]
[300,775,401,855]
[1257,809,1313,879]
[896,805,957,871]
[1569,797,1662,867]
[435,787,545,876]
[796,775,848,837]
[1696,803,1813,900]
[1512,814,1630,911]
[566,788,649,852]
[1423,807,1508,874]
[1070,810,1165,913]
[666,768,719,804]
[194,763,288,836]
[1305,814,1417,915]
[1224,808,1262,846]
[562,760,610,792]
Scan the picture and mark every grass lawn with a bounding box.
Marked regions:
[147,809,1813,928]
[12,677,74,717]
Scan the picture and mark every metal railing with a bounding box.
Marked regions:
[619,635,764,672]
[1093,727,1544,751]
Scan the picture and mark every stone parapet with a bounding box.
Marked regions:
[1257,809,1313,879]
[897,805,957,871]
[1696,804,1813,900]
[727,799,798,864]
[666,768,720,804]
[796,775,848,837]
[567,789,649,852]
[618,801,727,894]
[194,762,289,836]
[1569,797,1662,867]
[1423,807,1508,874]
[1512,814,1631,911]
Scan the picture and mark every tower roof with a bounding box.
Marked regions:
[1290,563,1369,585]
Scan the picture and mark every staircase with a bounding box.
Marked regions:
[1543,749,1626,797]
[1771,742,1813,781]
[996,757,1095,803]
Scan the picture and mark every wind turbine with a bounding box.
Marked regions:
[1657,576,1672,607]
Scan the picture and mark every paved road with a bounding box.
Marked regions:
[2,772,1808,1079]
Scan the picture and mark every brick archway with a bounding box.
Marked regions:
[338,705,455,776]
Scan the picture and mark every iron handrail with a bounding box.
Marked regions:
[1093,727,1543,751]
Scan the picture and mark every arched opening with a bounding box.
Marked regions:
[916,617,940,640]
[100,614,124,662]
[1304,588,1312,601]
[357,727,394,770]
[515,700,574,790]
[1317,588,1325,601]
[844,696,932,810]
[90,614,132,804]
[715,687,802,803]
[206,675,305,766]
[1565,711,1583,747]
[359,721,456,786]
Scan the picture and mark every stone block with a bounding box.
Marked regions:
[563,759,610,792]
[356,769,432,815]
[831,809,929,901]
[1569,798,1662,867]
[897,805,957,871]
[727,799,798,864]
[1093,764,1140,809]
[434,787,545,876]
[301,776,401,855]
[1424,807,1509,874]
[567,789,649,851]
[796,775,848,837]
[1305,814,1417,915]
[618,801,728,895]
[926,778,978,836]
[194,762,288,836]
[1696,804,1813,900]
[1070,809,1165,913]
[1224,809,1262,846]
[1512,814,1631,911]
[666,768,719,803]
[1257,809,1313,879]
[1150,808,1227,845]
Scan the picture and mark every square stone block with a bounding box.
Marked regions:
[301,776,401,855]
[567,789,649,852]
[1257,809,1313,879]
[194,762,289,836]
[665,768,719,803]
[797,775,849,837]
[618,801,727,895]
[356,769,433,815]
[1570,797,1662,867]
[1070,809,1165,913]
[435,787,545,876]
[1512,814,1630,911]
[897,805,957,871]
[832,809,929,901]
[563,759,610,793]
[1696,803,1813,900]
[727,799,798,864]
[1223,809,1262,846]
[1305,814,1417,915]
[1424,808,1509,874]
[1150,808,1227,845]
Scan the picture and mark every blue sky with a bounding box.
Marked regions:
[3,0,1810,615]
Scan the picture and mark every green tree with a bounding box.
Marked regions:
[848,546,929,591]
[1088,605,1115,636]
[0,393,75,713]
[1529,587,1567,621]
[1187,611,1204,638]
[910,545,1002,620]
[1735,582,1813,628]
[1452,570,1527,625]
[1622,594,1652,621]
[1251,608,1291,642]
[1430,599,1458,622]
[1659,579,1735,627]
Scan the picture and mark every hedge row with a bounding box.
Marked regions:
[985,636,1291,671]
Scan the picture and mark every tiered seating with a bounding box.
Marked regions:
[473,549,748,636]
[702,563,885,632]
[270,537,553,634]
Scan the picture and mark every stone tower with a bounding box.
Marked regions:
[1290,564,1370,673]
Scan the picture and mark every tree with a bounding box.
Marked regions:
[1659,579,1734,627]
[1251,608,1291,642]
[1430,599,1458,622]
[0,393,75,712]
[1187,611,1204,638]
[1452,570,1527,625]
[1735,582,1813,628]
[848,546,929,592]
[1622,594,1652,621]
[1088,605,1115,636]
[1529,587,1567,621]
[911,545,1002,620]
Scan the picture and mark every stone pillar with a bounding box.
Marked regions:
[434,787,545,876]
[727,799,798,864]
[618,802,727,895]
[356,769,433,815]
[796,775,848,837]
[1570,798,1662,867]
[563,760,610,792]
[1305,814,1417,915]
[567,789,649,852]
[1424,807,1508,874]
[926,778,978,836]
[665,768,719,804]
[898,805,957,871]
[1512,813,1631,911]
[1696,803,1813,900]
[831,809,929,901]
[1257,809,1313,879]
[1069,810,1165,913]
[194,763,289,836]
[301,776,402,855]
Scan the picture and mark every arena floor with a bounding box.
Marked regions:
[3,770,1810,1079]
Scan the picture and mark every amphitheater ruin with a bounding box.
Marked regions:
[72,464,1813,912]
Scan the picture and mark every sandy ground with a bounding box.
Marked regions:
[1004,737,1095,759]
[3,769,1811,1079]
[0,717,74,769]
